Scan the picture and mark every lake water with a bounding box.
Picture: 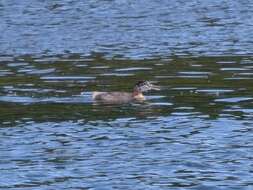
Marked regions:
[1,1,253,189]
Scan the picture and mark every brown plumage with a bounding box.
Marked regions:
[92,81,159,103]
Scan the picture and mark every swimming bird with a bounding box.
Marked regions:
[92,81,160,103]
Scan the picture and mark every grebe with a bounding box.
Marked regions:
[92,81,160,103]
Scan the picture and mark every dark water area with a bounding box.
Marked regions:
[1,55,253,190]
[1,0,253,190]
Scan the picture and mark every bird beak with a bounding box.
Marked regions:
[151,84,161,91]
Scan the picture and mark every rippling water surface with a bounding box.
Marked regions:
[1,55,253,189]
[1,0,253,189]
[1,0,253,57]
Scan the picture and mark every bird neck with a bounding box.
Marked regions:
[132,90,145,100]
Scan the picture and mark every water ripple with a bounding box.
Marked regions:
[0,1,253,57]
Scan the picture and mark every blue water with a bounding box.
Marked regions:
[1,0,253,57]
[1,0,253,189]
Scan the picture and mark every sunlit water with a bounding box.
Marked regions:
[1,0,253,189]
